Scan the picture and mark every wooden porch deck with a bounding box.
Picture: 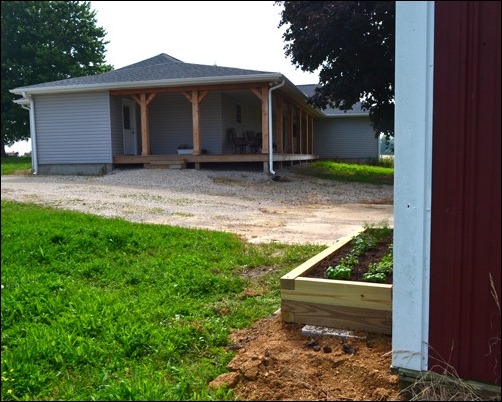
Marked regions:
[113,153,318,171]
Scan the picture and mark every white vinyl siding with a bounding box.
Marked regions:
[34,92,112,163]
[314,116,378,160]
[148,92,223,154]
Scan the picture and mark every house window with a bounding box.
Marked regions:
[236,104,242,124]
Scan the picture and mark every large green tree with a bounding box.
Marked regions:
[277,1,395,139]
[1,1,112,156]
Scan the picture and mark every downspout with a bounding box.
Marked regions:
[20,92,38,174]
[268,80,285,176]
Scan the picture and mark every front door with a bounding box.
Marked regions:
[122,99,137,155]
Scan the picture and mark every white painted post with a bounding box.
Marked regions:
[392,1,435,372]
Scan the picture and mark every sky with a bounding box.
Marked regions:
[90,1,320,84]
[7,1,320,155]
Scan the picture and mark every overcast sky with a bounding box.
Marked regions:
[8,1,321,154]
[90,0,320,85]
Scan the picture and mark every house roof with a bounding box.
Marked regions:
[297,84,369,117]
[10,53,287,95]
[10,54,363,119]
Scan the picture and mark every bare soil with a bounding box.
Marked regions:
[219,313,404,401]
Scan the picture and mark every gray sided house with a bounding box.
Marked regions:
[297,85,379,162]
[10,53,377,175]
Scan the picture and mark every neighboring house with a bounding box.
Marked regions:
[297,85,379,162]
[10,54,378,175]
[393,0,500,391]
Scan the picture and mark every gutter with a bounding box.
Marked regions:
[15,92,38,174]
[9,73,284,96]
[268,80,285,176]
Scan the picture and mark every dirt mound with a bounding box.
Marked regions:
[211,312,405,401]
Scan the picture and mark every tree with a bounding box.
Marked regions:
[1,1,112,156]
[277,1,395,139]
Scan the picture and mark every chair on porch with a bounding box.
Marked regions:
[227,128,247,153]
[245,131,262,153]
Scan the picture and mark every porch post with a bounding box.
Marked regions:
[308,115,314,155]
[183,90,208,162]
[297,107,303,154]
[287,103,294,153]
[275,95,284,153]
[132,93,156,156]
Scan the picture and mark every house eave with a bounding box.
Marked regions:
[10,73,285,96]
[325,113,369,118]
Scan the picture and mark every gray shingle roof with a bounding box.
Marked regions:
[12,53,280,91]
[297,84,368,116]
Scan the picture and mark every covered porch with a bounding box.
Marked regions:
[110,80,320,172]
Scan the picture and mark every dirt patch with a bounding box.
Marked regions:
[214,312,405,401]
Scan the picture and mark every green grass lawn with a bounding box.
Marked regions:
[297,158,394,185]
[1,201,324,401]
[1,156,32,175]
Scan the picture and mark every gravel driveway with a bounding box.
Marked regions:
[1,165,394,245]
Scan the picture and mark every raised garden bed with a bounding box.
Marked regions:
[280,227,393,335]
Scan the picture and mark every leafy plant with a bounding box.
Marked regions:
[324,226,393,283]
[326,265,352,280]
[362,272,387,283]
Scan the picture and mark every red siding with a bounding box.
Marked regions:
[430,1,501,384]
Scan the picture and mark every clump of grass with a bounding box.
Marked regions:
[404,369,500,401]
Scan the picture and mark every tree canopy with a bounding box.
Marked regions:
[1,1,112,155]
[277,1,395,138]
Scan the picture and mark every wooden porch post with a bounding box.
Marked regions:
[132,93,156,156]
[183,90,208,155]
[306,113,310,154]
[275,95,284,153]
[297,107,303,154]
[287,103,294,153]
[251,86,270,155]
[183,90,208,167]
[309,115,314,154]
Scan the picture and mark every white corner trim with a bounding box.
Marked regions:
[392,1,435,372]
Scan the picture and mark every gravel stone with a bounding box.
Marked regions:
[1,165,394,245]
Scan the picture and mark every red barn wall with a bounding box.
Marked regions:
[430,1,501,384]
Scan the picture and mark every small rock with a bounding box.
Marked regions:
[305,338,319,349]
[323,345,332,353]
[342,344,357,354]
